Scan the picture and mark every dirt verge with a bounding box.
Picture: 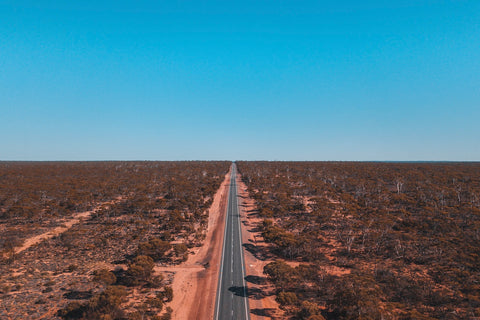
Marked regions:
[155,169,231,320]
[236,172,283,320]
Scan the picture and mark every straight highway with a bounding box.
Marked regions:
[214,163,250,320]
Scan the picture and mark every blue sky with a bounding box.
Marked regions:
[1,1,479,160]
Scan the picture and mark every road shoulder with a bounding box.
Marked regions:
[155,169,231,320]
[236,172,283,320]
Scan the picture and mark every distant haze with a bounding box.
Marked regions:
[1,1,479,161]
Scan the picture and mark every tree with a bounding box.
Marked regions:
[264,261,296,289]
[137,238,171,261]
[124,255,155,286]
[276,291,298,307]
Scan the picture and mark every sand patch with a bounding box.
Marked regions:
[236,173,283,320]
[155,169,231,320]
[14,199,122,255]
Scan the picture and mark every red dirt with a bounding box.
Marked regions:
[155,169,231,320]
[14,198,122,255]
[236,173,283,320]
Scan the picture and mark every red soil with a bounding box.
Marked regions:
[14,198,122,255]
[155,169,231,320]
[236,173,283,320]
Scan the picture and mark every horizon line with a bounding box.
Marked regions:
[1,159,479,163]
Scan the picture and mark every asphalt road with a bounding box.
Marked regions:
[214,163,250,320]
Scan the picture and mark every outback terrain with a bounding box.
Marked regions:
[0,161,229,319]
[1,161,479,320]
[236,161,480,320]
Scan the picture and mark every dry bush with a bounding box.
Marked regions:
[238,161,480,319]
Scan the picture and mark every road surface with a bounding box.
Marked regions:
[214,163,250,320]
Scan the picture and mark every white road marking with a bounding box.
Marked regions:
[234,166,250,319]
[214,166,232,320]
[215,164,250,320]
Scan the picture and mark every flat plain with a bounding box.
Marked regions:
[1,161,479,319]
[237,161,480,319]
[0,161,230,319]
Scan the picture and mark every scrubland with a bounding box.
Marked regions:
[237,161,480,320]
[0,161,229,319]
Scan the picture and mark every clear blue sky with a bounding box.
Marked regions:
[1,1,479,161]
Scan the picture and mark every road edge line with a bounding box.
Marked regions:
[214,163,233,320]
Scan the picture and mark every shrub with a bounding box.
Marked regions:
[124,255,155,286]
[173,243,188,261]
[298,301,323,319]
[59,286,128,320]
[276,291,298,307]
[264,260,296,289]
[137,238,171,261]
[163,286,173,302]
[93,269,117,285]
